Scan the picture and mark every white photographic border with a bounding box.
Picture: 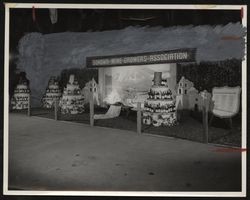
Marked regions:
[3,3,247,197]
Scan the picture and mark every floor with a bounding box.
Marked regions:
[8,113,242,191]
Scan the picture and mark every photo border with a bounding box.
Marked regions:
[3,3,247,197]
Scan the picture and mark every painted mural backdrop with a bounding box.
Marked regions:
[102,64,176,107]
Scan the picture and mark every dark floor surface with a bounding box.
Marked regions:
[8,113,242,192]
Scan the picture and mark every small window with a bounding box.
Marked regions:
[185,84,187,87]
[195,98,198,101]
[90,88,92,92]
[179,89,181,94]
[184,90,187,94]
[180,83,182,86]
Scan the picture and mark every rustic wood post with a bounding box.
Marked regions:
[90,91,94,126]
[202,92,209,143]
[209,114,214,125]
[54,99,58,121]
[202,105,208,143]
[27,93,31,116]
[137,102,142,134]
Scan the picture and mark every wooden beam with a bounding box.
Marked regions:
[202,102,209,143]
[90,91,94,126]
[209,114,214,126]
[137,102,142,134]
[54,99,58,121]
[229,117,233,131]
[27,93,31,117]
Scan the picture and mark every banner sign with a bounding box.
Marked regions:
[86,48,196,68]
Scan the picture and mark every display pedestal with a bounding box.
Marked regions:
[59,75,85,114]
[41,76,61,108]
[10,80,30,110]
[143,72,177,127]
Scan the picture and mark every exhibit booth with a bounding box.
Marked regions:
[9,15,244,147]
[87,48,196,107]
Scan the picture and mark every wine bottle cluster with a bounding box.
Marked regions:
[64,88,81,95]
[14,89,30,93]
[144,102,176,113]
[148,89,173,100]
[14,96,29,101]
[46,89,60,93]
